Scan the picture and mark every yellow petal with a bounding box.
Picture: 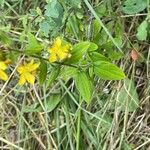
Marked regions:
[62,45,70,52]
[0,61,7,70]
[0,69,8,81]
[24,72,35,85]
[55,37,62,47]
[17,65,25,74]
[27,59,34,67]
[49,53,57,62]
[57,51,68,60]
[29,63,40,72]
[18,74,26,85]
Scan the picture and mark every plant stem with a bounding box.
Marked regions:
[76,108,81,150]
[6,48,78,68]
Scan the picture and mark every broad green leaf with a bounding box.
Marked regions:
[136,20,148,41]
[44,94,61,112]
[25,33,43,55]
[39,19,55,37]
[75,71,93,103]
[95,2,107,18]
[67,42,90,63]
[40,0,63,37]
[23,94,61,113]
[45,0,59,18]
[108,50,124,61]
[38,60,47,85]
[122,0,147,14]
[46,66,60,88]
[87,42,98,52]
[93,19,101,38]
[89,52,109,62]
[93,61,125,80]
[59,66,78,81]
[117,78,139,112]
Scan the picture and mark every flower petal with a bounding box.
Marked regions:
[0,61,7,70]
[62,45,70,52]
[24,72,35,85]
[55,37,62,47]
[29,63,40,72]
[49,53,57,62]
[18,74,26,85]
[17,66,25,74]
[0,69,8,81]
[27,59,34,67]
[57,51,68,60]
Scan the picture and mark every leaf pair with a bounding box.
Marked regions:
[66,41,98,63]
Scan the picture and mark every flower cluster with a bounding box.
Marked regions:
[17,60,40,85]
[48,37,71,62]
[0,37,71,85]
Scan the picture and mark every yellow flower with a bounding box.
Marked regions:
[17,60,40,85]
[48,37,71,62]
[0,61,8,81]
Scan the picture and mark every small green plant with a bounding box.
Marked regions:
[2,0,149,149]
[0,0,126,104]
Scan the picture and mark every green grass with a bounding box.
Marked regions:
[0,0,150,150]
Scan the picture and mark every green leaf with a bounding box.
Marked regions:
[93,19,101,38]
[108,50,124,61]
[44,94,61,112]
[136,20,148,41]
[67,41,91,63]
[117,78,139,112]
[46,66,60,88]
[66,0,81,8]
[60,66,78,81]
[6,51,19,62]
[93,61,125,80]
[38,60,47,85]
[122,0,147,14]
[25,33,43,55]
[89,52,109,62]
[75,71,93,103]
[23,94,61,113]
[40,0,63,37]
[81,120,98,147]
[0,0,5,7]
[45,0,59,18]
[39,19,55,37]
[67,15,80,39]
[87,42,98,52]
[23,103,42,113]
[0,31,12,46]
[95,2,107,18]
